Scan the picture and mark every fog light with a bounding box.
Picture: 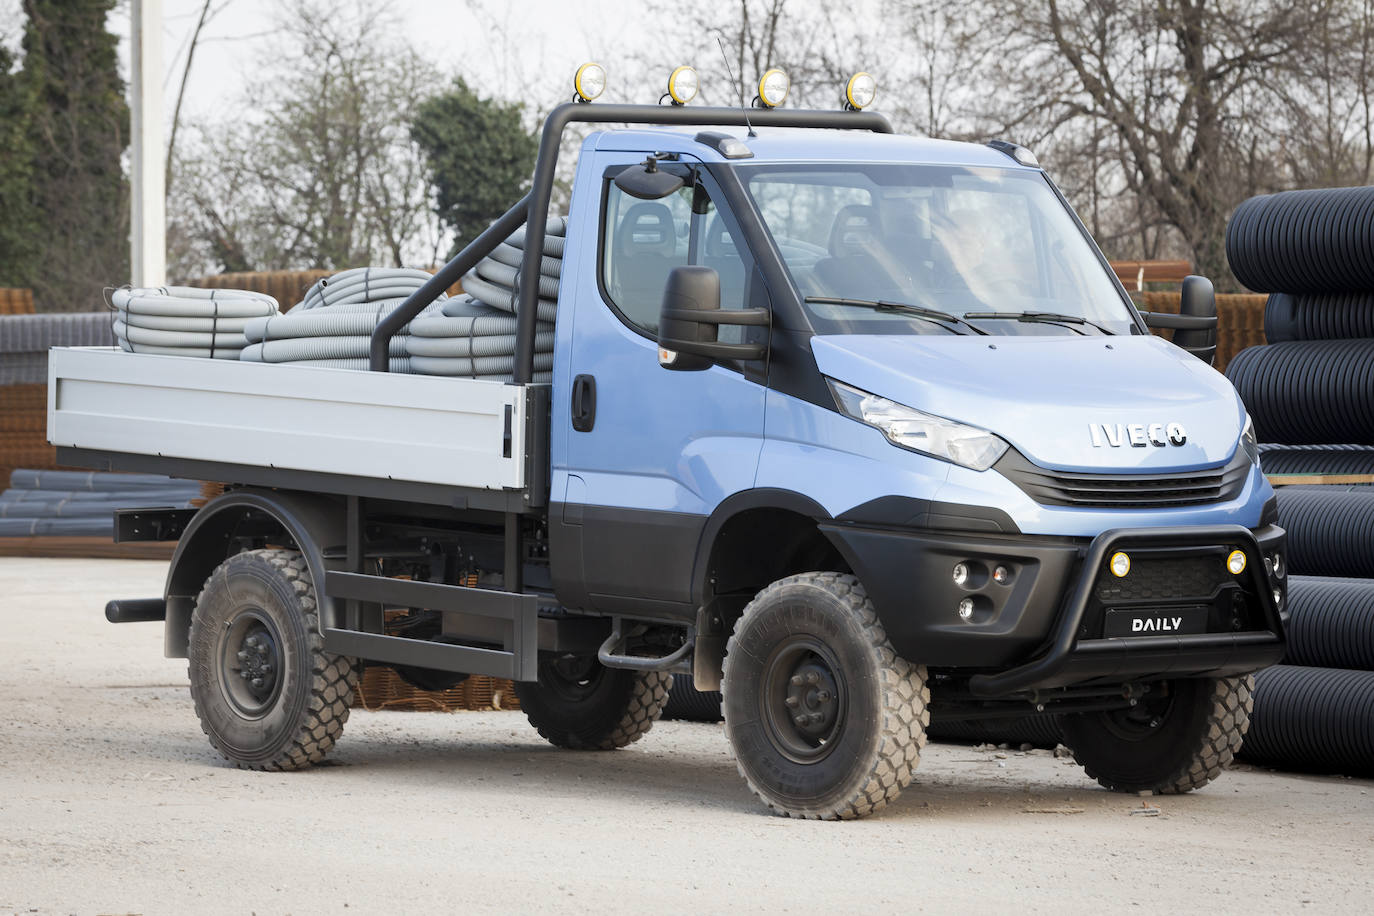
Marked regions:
[957,597,975,620]
[1227,550,1247,575]
[1272,551,1284,578]
[993,565,1010,584]
[1273,587,1283,609]
[952,563,969,587]
[1110,552,1130,578]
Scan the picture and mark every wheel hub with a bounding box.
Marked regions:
[218,608,285,718]
[235,629,278,700]
[761,638,847,764]
[784,662,840,739]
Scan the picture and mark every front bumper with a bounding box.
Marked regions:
[820,521,1286,696]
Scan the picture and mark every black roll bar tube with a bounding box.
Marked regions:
[368,194,531,372]
[511,103,894,383]
[370,104,892,377]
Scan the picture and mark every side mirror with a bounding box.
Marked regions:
[614,156,684,201]
[1139,274,1218,365]
[657,266,769,371]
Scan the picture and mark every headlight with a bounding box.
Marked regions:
[1241,414,1260,468]
[829,380,1009,471]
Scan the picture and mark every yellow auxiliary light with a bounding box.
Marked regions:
[666,66,699,105]
[1109,551,1131,578]
[1227,550,1247,575]
[845,72,877,110]
[573,62,606,103]
[756,68,790,108]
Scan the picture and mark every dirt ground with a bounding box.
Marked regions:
[1,558,1371,915]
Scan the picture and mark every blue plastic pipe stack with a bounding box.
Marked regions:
[0,469,201,538]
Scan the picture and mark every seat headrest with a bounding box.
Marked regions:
[617,202,677,257]
[828,204,883,257]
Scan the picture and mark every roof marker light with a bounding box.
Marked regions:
[666,66,699,105]
[573,63,606,103]
[844,72,877,110]
[987,139,1041,168]
[756,68,790,108]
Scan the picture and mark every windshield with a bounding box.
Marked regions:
[741,164,1136,336]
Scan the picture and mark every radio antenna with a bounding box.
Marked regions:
[717,37,756,138]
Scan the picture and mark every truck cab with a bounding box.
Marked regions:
[60,79,1285,819]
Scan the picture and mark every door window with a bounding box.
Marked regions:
[600,179,751,338]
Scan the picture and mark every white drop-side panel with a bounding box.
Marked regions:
[49,347,527,491]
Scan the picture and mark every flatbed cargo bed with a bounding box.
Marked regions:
[47,347,545,510]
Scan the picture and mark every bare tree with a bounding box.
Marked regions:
[167,0,443,278]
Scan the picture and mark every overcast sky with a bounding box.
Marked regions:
[1,0,684,121]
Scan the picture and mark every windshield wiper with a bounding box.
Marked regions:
[806,297,988,336]
[962,311,1116,336]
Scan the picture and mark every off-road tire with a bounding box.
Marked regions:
[515,656,671,750]
[722,572,930,820]
[1059,675,1253,794]
[188,548,357,770]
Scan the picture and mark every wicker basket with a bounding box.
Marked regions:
[353,666,521,712]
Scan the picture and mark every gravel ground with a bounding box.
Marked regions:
[1,557,1371,915]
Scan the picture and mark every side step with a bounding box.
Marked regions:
[323,572,539,682]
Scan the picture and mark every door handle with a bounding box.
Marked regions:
[571,374,596,432]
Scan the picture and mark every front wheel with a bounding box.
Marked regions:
[722,572,930,820]
[1058,675,1254,794]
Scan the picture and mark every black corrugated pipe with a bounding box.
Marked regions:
[1239,665,1374,776]
[1259,445,1374,475]
[1283,577,1374,670]
[927,715,1062,749]
[661,677,723,722]
[1265,292,1374,343]
[1225,341,1374,445]
[1226,186,1374,294]
[1275,488,1374,577]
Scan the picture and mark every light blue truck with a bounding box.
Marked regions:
[57,87,1287,819]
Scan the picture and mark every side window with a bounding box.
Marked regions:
[601,178,752,337]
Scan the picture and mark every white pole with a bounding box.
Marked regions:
[129,0,165,287]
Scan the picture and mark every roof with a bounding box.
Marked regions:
[591,123,1030,170]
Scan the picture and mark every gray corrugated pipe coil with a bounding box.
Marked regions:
[1264,292,1374,343]
[1283,576,1374,671]
[1240,665,1374,776]
[1226,186,1374,294]
[1275,488,1374,578]
[1225,340,1374,445]
[111,286,279,359]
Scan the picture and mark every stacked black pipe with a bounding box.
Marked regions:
[1223,185,1374,777]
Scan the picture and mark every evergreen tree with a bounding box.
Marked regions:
[0,43,39,290]
[19,0,130,310]
[411,79,539,254]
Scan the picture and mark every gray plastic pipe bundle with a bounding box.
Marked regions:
[460,217,566,324]
[406,296,555,382]
[0,468,200,537]
[239,269,444,371]
[110,287,278,359]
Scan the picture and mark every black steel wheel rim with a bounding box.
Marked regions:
[542,655,606,702]
[217,607,285,718]
[759,636,847,764]
[1097,684,1177,742]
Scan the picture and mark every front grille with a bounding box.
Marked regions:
[995,447,1250,509]
[1096,555,1222,603]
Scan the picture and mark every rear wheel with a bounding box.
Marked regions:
[188,548,357,770]
[514,655,671,750]
[1058,675,1253,794]
[722,572,929,819]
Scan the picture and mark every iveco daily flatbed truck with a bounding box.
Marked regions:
[50,69,1286,819]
